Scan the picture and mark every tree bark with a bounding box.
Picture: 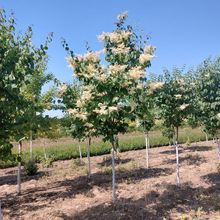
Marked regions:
[175,127,180,185]
[30,130,33,160]
[17,140,22,195]
[43,140,47,159]
[215,136,220,160]
[205,132,208,142]
[78,143,82,162]
[0,202,2,220]
[87,137,91,178]
[111,139,116,203]
[144,131,149,168]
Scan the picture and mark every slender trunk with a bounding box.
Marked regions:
[78,143,82,162]
[176,127,179,144]
[144,131,149,168]
[17,141,22,195]
[175,127,180,185]
[111,139,116,203]
[205,133,208,142]
[215,136,220,160]
[30,130,33,160]
[175,143,180,184]
[43,140,47,159]
[87,137,91,178]
[0,202,2,220]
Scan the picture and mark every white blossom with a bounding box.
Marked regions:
[180,104,189,110]
[149,82,164,92]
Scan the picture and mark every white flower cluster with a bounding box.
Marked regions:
[109,64,127,75]
[93,103,118,115]
[117,11,128,21]
[128,66,145,80]
[149,82,164,92]
[174,94,182,99]
[67,108,87,121]
[59,84,67,95]
[139,45,155,65]
[98,30,131,43]
[111,43,130,54]
[180,103,189,110]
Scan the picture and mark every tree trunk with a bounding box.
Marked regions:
[175,127,180,185]
[17,141,22,195]
[78,143,82,162]
[205,132,208,142]
[215,136,220,160]
[111,139,116,203]
[87,137,91,178]
[144,131,149,168]
[43,140,47,159]
[0,202,2,220]
[175,143,180,184]
[30,130,33,160]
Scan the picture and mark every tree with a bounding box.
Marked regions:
[66,12,155,202]
[58,83,96,177]
[134,82,155,168]
[0,9,51,157]
[196,58,220,159]
[155,68,194,184]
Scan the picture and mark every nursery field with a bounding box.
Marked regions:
[5,127,209,167]
[0,139,219,220]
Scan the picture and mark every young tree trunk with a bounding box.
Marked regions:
[78,143,82,162]
[43,140,47,159]
[111,139,116,203]
[144,131,149,168]
[205,132,208,142]
[175,142,180,184]
[175,127,180,185]
[87,137,91,178]
[30,130,33,160]
[17,140,22,195]
[0,202,2,220]
[215,136,220,160]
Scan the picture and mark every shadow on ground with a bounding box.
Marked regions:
[0,166,173,218]
[62,179,220,220]
[163,154,207,166]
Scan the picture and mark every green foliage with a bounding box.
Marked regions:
[0,9,53,152]
[24,159,38,176]
[155,67,195,142]
[195,58,220,136]
[40,155,55,168]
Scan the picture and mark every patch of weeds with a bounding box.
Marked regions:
[72,158,85,167]
[40,155,55,168]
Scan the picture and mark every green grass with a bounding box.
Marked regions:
[0,127,210,169]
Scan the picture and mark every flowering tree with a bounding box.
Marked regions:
[134,82,156,168]
[155,68,194,184]
[59,83,96,176]
[196,58,220,159]
[66,12,155,202]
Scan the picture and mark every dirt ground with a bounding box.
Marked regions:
[0,140,219,220]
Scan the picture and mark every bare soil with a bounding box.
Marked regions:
[0,140,219,220]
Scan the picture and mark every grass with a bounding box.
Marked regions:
[0,127,210,169]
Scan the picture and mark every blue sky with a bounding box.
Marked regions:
[1,0,220,116]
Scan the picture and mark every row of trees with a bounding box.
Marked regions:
[58,12,220,202]
[0,9,219,201]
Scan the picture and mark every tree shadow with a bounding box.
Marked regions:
[0,167,173,218]
[160,149,183,155]
[97,157,133,167]
[68,182,220,220]
[0,170,49,186]
[202,172,220,185]
[186,146,213,152]
[163,154,207,166]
